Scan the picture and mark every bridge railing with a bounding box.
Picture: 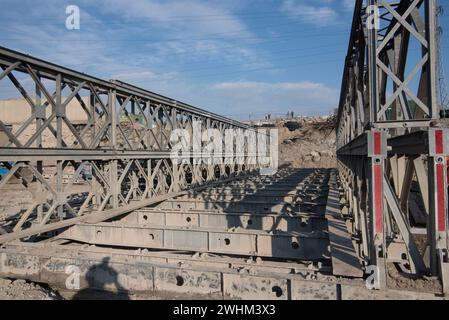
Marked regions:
[336,0,449,292]
[0,46,273,242]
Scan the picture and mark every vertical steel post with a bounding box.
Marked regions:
[368,129,387,289]
[55,74,64,218]
[109,90,119,208]
[367,0,379,124]
[426,0,440,120]
[428,128,449,292]
[35,79,44,222]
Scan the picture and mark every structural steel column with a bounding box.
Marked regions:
[428,128,449,291]
[368,130,387,289]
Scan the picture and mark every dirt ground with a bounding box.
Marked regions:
[0,278,59,300]
[0,278,225,300]
[386,264,442,293]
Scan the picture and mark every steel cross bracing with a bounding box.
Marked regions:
[0,46,271,243]
[337,0,449,292]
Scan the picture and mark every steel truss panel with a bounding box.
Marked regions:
[0,46,269,242]
[337,0,449,293]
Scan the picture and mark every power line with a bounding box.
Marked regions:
[0,51,346,95]
[2,20,331,39]
[0,29,350,65]
[143,49,347,77]
[145,57,343,81]
[45,39,347,70]
[0,11,353,24]
[0,45,447,91]
[0,27,349,44]
[436,2,449,110]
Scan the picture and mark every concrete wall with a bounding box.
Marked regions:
[0,97,89,124]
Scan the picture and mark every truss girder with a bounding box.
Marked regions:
[0,46,268,243]
[337,0,449,293]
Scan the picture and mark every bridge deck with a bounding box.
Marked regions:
[0,167,376,299]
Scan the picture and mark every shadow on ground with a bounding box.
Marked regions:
[72,257,130,300]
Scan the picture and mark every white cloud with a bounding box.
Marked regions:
[110,70,179,85]
[98,0,253,39]
[211,81,338,117]
[0,0,341,119]
[280,0,338,26]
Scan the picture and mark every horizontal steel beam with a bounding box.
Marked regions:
[373,120,432,129]
[388,131,429,155]
[0,148,257,161]
[337,132,369,156]
[0,46,248,128]
[0,148,172,161]
[180,193,299,203]
[58,222,329,261]
[129,208,327,233]
[157,199,327,213]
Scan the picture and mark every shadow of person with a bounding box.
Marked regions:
[72,257,130,300]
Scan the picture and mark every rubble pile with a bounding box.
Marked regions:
[275,116,337,168]
[0,278,59,300]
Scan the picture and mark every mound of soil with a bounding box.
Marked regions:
[262,116,337,169]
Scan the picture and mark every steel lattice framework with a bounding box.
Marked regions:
[337,0,449,291]
[0,46,270,243]
[1,1,448,298]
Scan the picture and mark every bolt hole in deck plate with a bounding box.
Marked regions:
[149,233,155,240]
[176,276,184,286]
[291,242,299,250]
[223,274,289,300]
[272,286,283,298]
[224,238,231,246]
[186,217,192,223]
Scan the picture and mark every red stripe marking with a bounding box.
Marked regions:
[435,130,443,154]
[436,164,447,232]
[374,164,383,234]
[374,132,381,155]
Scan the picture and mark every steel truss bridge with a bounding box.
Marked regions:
[0,0,446,300]
[337,0,449,292]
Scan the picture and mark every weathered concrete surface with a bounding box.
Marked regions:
[0,244,444,300]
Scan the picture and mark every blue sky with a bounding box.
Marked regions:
[0,0,448,119]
